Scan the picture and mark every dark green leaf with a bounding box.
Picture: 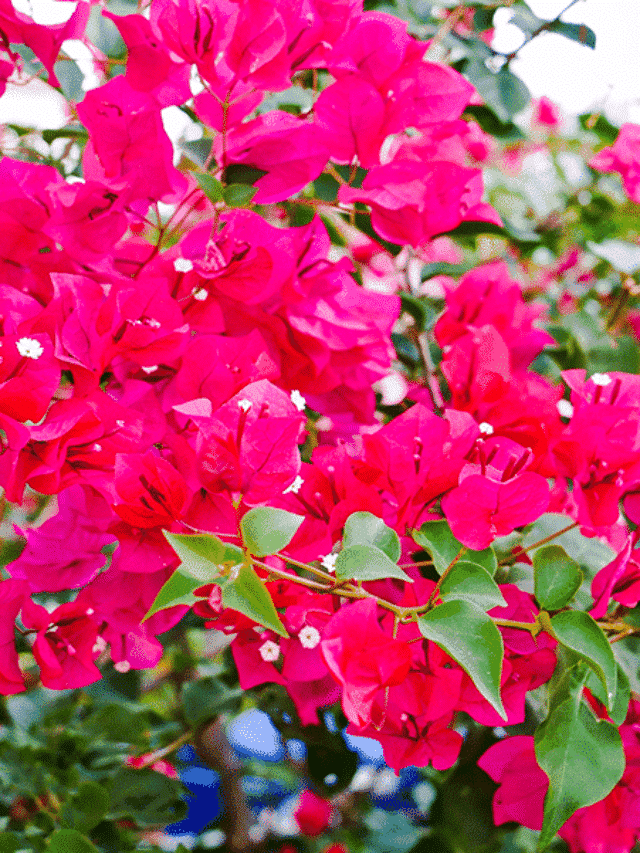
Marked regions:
[546,20,596,49]
[535,667,624,849]
[221,563,288,637]
[343,512,401,563]
[195,173,223,203]
[223,163,268,185]
[181,677,243,727]
[109,768,187,828]
[335,544,413,583]
[46,830,100,853]
[418,601,505,719]
[533,545,582,610]
[182,138,213,168]
[223,184,258,207]
[0,833,25,853]
[142,568,201,622]
[85,703,148,744]
[412,520,497,576]
[463,59,531,122]
[439,561,506,610]
[586,661,631,727]
[464,104,527,141]
[240,506,304,557]
[163,530,242,581]
[59,781,109,833]
[550,610,617,709]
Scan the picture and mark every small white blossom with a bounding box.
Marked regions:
[298,625,321,649]
[321,553,338,573]
[557,399,574,419]
[146,318,161,329]
[283,475,304,495]
[16,337,43,359]
[259,640,280,662]
[174,257,194,273]
[141,365,159,374]
[192,287,209,301]
[92,636,107,655]
[591,372,612,386]
[290,389,306,411]
[478,422,494,435]
[238,398,253,412]
[85,608,95,616]
[114,660,131,673]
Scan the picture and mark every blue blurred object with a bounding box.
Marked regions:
[342,730,385,766]
[166,750,222,836]
[227,709,286,762]
[242,775,290,810]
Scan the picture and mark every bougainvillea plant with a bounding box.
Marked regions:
[3,0,640,851]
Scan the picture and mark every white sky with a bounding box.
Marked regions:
[1,0,639,128]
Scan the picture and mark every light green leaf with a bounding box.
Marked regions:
[59,781,109,833]
[195,172,223,203]
[418,601,505,719]
[142,568,201,622]
[47,830,100,853]
[335,544,413,583]
[546,20,596,50]
[223,183,258,207]
[163,530,242,581]
[535,666,624,849]
[586,662,631,727]
[439,561,506,610]
[550,610,617,709]
[412,520,497,575]
[464,59,530,122]
[533,545,582,610]
[240,506,304,557]
[343,512,401,562]
[221,563,288,637]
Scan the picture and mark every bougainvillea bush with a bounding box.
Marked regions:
[4,0,640,851]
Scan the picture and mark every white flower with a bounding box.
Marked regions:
[298,625,321,649]
[557,399,574,419]
[283,475,304,495]
[192,287,208,301]
[478,422,494,435]
[238,398,253,412]
[290,389,306,411]
[259,640,280,662]
[141,365,158,374]
[92,636,107,655]
[321,553,338,573]
[591,372,612,386]
[174,257,194,272]
[114,660,131,673]
[16,337,43,359]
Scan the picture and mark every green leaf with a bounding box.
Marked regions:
[412,520,497,576]
[586,661,631,726]
[221,563,288,637]
[343,512,401,563]
[53,60,85,102]
[463,59,530,122]
[84,703,148,744]
[181,677,244,727]
[335,544,413,583]
[418,601,505,719]
[535,667,624,849]
[59,781,109,833]
[240,506,304,557]
[163,530,243,581]
[0,832,27,853]
[533,545,582,610]
[143,568,201,622]
[550,610,617,709]
[223,184,258,207]
[109,768,187,828]
[546,20,596,49]
[195,173,223,203]
[438,561,506,610]
[182,138,213,168]
[47,830,100,853]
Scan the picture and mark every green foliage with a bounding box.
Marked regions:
[535,666,624,849]
[533,545,582,611]
[335,544,413,582]
[438,561,506,610]
[418,601,506,720]
[412,521,497,576]
[218,562,289,637]
[343,512,402,562]
[240,506,304,556]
